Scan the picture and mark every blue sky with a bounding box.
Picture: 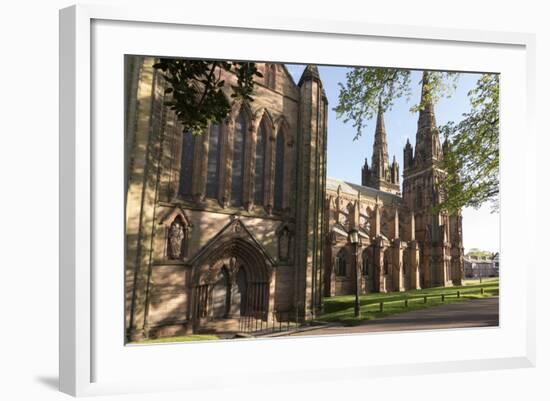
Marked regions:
[285,64,499,254]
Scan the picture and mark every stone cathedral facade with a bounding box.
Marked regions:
[125,58,464,340]
[125,58,326,340]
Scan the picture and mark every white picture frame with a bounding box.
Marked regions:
[59,4,536,397]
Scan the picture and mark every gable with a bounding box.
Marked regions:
[187,217,275,267]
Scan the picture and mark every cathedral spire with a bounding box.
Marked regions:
[361,99,400,195]
[414,72,443,165]
[371,98,390,181]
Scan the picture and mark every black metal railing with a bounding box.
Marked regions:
[238,309,304,335]
[374,286,496,312]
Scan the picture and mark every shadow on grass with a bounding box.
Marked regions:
[320,279,499,326]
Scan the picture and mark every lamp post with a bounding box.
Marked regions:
[348,229,361,317]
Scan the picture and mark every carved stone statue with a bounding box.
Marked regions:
[168,221,185,259]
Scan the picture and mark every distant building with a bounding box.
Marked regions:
[464,253,499,278]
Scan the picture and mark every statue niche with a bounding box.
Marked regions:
[278,226,293,262]
[161,207,192,261]
[168,217,187,260]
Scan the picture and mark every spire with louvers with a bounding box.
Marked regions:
[371,98,390,182]
[362,99,400,195]
[414,72,443,166]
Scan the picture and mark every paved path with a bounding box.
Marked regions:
[288,297,499,337]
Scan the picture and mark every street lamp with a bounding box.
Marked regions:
[348,229,361,317]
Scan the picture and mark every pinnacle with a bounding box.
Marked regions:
[298,64,321,86]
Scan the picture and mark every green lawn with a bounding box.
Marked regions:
[318,278,499,325]
[129,334,220,344]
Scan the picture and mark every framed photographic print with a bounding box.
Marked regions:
[59,4,536,397]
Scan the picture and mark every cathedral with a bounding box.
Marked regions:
[324,93,464,297]
[125,57,464,341]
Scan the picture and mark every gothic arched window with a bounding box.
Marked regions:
[179,131,195,197]
[336,249,347,277]
[273,128,285,211]
[205,123,222,199]
[253,119,267,205]
[231,110,247,207]
[362,250,369,277]
[383,254,389,275]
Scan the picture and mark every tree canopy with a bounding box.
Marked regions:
[153,59,262,135]
[334,68,457,140]
[334,68,499,213]
[466,248,495,258]
[438,74,500,213]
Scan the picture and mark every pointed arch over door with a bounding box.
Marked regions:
[191,238,272,325]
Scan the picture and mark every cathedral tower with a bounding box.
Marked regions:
[294,65,328,319]
[361,100,400,195]
[402,72,463,287]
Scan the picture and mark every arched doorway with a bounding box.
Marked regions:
[191,238,272,329]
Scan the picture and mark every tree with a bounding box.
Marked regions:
[438,74,500,213]
[153,59,262,135]
[334,68,457,140]
[466,248,493,258]
[335,68,499,213]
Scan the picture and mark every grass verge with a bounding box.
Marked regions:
[318,278,499,326]
[130,334,220,344]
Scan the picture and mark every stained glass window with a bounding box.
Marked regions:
[336,249,347,277]
[230,111,247,206]
[362,251,369,277]
[254,120,266,205]
[179,131,195,196]
[206,123,221,199]
[273,128,285,211]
